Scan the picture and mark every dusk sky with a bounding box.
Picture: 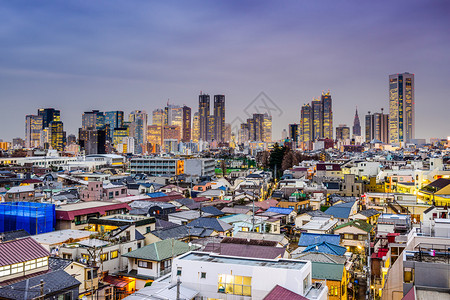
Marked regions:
[1,1,449,141]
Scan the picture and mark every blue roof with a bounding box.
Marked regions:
[324,201,356,219]
[201,206,224,216]
[303,242,347,256]
[298,233,341,247]
[266,207,293,215]
[187,217,232,232]
[217,186,227,191]
[147,192,167,198]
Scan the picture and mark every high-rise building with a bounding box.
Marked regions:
[182,106,191,142]
[49,121,65,151]
[147,125,163,152]
[213,95,225,142]
[336,124,350,141]
[289,124,299,143]
[207,115,215,141]
[389,72,415,144]
[239,123,249,144]
[152,109,164,126]
[262,113,272,142]
[78,128,107,155]
[163,125,181,142]
[25,115,43,148]
[366,109,389,144]
[353,107,361,137]
[112,127,129,147]
[300,104,312,150]
[82,110,105,130]
[38,108,60,129]
[164,104,183,128]
[105,111,124,139]
[311,98,323,141]
[322,91,333,139]
[129,110,148,154]
[224,123,231,143]
[199,93,210,141]
[192,112,200,143]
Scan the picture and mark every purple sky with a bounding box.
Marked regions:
[1,1,449,141]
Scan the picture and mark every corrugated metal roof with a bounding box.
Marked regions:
[0,237,49,267]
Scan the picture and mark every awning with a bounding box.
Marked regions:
[103,275,133,288]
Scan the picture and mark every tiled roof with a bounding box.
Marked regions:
[298,233,340,247]
[55,202,130,221]
[358,209,381,218]
[427,178,450,190]
[334,219,373,233]
[201,206,224,216]
[187,217,232,232]
[324,201,356,219]
[266,207,294,215]
[0,229,30,242]
[0,237,49,267]
[0,270,80,299]
[303,241,347,256]
[48,257,72,271]
[122,239,198,261]
[263,285,308,300]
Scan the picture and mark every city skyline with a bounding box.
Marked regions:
[0,1,449,141]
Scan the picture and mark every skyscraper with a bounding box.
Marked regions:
[49,121,65,151]
[213,95,225,142]
[82,110,105,130]
[198,93,210,141]
[152,109,164,126]
[336,124,350,141]
[300,103,312,150]
[38,108,60,129]
[25,115,43,148]
[262,113,272,142]
[389,72,415,144]
[192,112,200,143]
[311,98,323,141]
[105,111,124,139]
[182,106,191,142]
[366,109,389,144]
[129,110,148,154]
[322,91,333,139]
[353,107,361,137]
[289,124,299,143]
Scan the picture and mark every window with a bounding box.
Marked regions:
[24,259,37,271]
[36,257,48,268]
[146,226,152,234]
[82,254,90,261]
[344,234,352,239]
[303,274,310,292]
[138,260,152,269]
[137,242,142,248]
[328,286,338,296]
[404,268,414,283]
[201,272,206,279]
[177,267,182,276]
[128,247,132,253]
[160,260,171,271]
[87,269,98,280]
[100,253,109,262]
[110,250,119,259]
[0,265,11,277]
[218,274,251,296]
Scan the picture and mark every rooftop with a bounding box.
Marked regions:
[32,229,91,245]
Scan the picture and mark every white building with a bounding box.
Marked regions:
[184,158,216,177]
[171,251,327,300]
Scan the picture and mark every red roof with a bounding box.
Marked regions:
[56,202,131,221]
[192,197,209,202]
[21,179,43,184]
[254,199,279,210]
[0,237,50,267]
[264,285,308,300]
[103,275,133,288]
[142,195,185,203]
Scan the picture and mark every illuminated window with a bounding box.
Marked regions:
[110,250,119,259]
[24,259,37,271]
[0,265,11,277]
[218,274,251,296]
[403,268,414,283]
[36,257,48,268]
[100,253,109,262]
[10,263,24,274]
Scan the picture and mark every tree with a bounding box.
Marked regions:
[269,143,286,178]
[220,160,227,177]
[256,151,270,169]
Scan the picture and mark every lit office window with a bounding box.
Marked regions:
[218,274,251,296]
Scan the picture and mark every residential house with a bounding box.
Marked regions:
[324,201,358,224]
[5,186,35,202]
[333,220,373,253]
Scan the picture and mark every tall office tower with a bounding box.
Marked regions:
[262,113,272,142]
[38,108,60,129]
[311,98,323,140]
[25,115,43,148]
[213,95,225,142]
[82,110,105,130]
[147,125,163,150]
[366,109,389,144]
[192,112,200,143]
[129,110,148,154]
[336,124,350,141]
[352,107,361,137]
[105,111,124,138]
[163,125,181,142]
[224,123,231,143]
[254,114,265,141]
[300,104,312,150]
[164,104,183,128]
[389,72,415,144]
[152,109,164,126]
[289,124,299,143]
[207,115,215,141]
[49,121,65,151]
[112,127,129,147]
[322,91,333,139]
[239,123,250,144]
[78,128,107,155]
[181,106,192,142]
[198,93,210,141]
[247,118,255,141]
